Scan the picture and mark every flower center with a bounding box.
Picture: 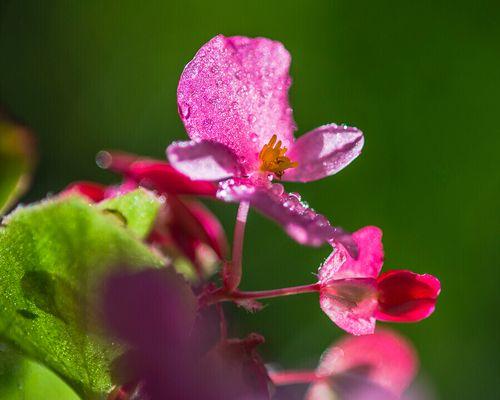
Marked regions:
[258,135,298,179]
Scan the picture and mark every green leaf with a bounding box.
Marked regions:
[0,348,79,400]
[0,196,164,399]
[0,113,36,215]
[96,188,162,239]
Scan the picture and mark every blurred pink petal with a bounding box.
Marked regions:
[217,177,351,247]
[177,34,295,169]
[62,181,106,202]
[284,124,364,182]
[307,330,417,398]
[376,270,441,322]
[168,195,228,261]
[319,278,378,336]
[167,140,240,181]
[99,151,217,196]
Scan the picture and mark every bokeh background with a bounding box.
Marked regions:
[1,1,499,398]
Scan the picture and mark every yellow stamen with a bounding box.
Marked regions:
[258,134,298,179]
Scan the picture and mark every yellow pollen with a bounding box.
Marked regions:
[258,134,298,179]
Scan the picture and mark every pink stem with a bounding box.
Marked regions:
[269,370,321,386]
[223,201,250,292]
[206,283,321,305]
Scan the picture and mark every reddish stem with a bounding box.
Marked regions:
[269,370,321,385]
[205,283,321,305]
[223,201,250,292]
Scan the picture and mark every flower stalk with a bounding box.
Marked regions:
[223,201,250,292]
[203,282,321,306]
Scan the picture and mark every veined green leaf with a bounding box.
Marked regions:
[0,196,164,398]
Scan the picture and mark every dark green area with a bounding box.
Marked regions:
[1,1,498,398]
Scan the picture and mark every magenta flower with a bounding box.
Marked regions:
[318,226,441,335]
[305,330,418,399]
[167,35,364,249]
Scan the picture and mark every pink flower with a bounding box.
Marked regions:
[167,35,364,249]
[318,226,441,335]
[304,330,418,399]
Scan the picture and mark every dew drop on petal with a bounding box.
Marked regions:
[179,102,191,119]
[271,184,284,196]
[289,192,301,201]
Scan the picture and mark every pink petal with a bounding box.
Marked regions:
[376,270,441,322]
[169,196,228,260]
[217,177,349,247]
[177,35,295,170]
[61,181,106,202]
[309,330,418,397]
[98,150,217,196]
[319,278,378,336]
[284,124,364,182]
[307,377,397,400]
[318,226,383,285]
[336,226,384,280]
[167,140,240,181]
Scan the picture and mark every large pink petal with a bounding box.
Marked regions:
[319,278,378,336]
[284,124,364,182]
[376,270,441,322]
[217,177,351,247]
[177,35,295,170]
[308,330,417,398]
[167,140,241,181]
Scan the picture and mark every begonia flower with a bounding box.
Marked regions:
[306,330,417,399]
[268,330,417,400]
[167,35,364,249]
[318,226,441,335]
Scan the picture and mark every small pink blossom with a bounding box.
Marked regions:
[305,330,418,399]
[167,35,364,249]
[318,226,441,335]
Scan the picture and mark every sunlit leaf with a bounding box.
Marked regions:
[0,112,36,215]
[96,188,163,239]
[0,348,79,400]
[0,197,164,399]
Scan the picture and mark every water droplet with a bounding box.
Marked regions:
[289,192,301,201]
[271,184,284,196]
[250,133,258,143]
[96,151,112,169]
[305,209,316,219]
[315,215,329,227]
[179,102,191,119]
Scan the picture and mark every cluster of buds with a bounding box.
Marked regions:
[63,35,440,399]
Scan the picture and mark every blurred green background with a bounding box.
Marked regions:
[1,1,499,398]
